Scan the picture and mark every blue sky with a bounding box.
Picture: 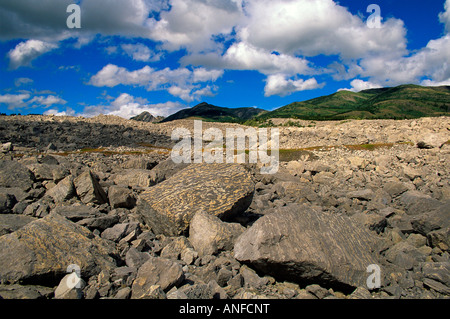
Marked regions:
[1,0,449,118]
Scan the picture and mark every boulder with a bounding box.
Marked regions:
[0,193,17,214]
[399,190,442,215]
[137,163,254,236]
[74,170,107,205]
[52,205,103,222]
[108,185,135,209]
[131,257,184,297]
[234,204,380,291]
[0,214,36,236]
[0,160,35,191]
[46,175,77,204]
[189,211,245,256]
[149,159,190,184]
[0,213,116,284]
[112,169,157,188]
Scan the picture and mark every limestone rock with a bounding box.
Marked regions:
[0,160,35,191]
[189,211,245,256]
[46,175,77,203]
[131,257,184,297]
[74,170,107,205]
[234,204,380,291]
[0,213,116,284]
[137,163,254,236]
[112,169,157,188]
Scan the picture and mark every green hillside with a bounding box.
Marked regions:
[257,84,450,121]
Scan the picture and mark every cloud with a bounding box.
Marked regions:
[264,75,323,97]
[338,79,382,92]
[43,107,75,116]
[359,35,450,86]
[14,77,34,87]
[7,39,58,69]
[238,0,407,59]
[440,0,450,33]
[81,93,186,119]
[29,95,67,107]
[89,64,224,101]
[0,93,30,109]
[149,0,244,51]
[89,64,154,87]
[121,43,163,62]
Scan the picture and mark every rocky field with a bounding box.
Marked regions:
[0,114,449,299]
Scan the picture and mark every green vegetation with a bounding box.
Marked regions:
[258,84,450,121]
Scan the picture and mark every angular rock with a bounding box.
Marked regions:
[347,189,374,201]
[234,204,380,291]
[54,273,86,299]
[411,205,450,236]
[0,214,36,236]
[108,185,135,209]
[101,222,136,242]
[2,142,13,153]
[399,190,442,215]
[421,262,450,289]
[46,175,77,204]
[137,163,254,236]
[74,170,107,205]
[0,284,53,299]
[383,181,408,198]
[52,205,103,222]
[26,163,55,181]
[76,214,120,232]
[0,213,116,284]
[149,159,190,184]
[0,193,17,214]
[0,160,35,191]
[131,257,184,297]
[189,211,245,256]
[112,169,157,188]
[160,236,192,260]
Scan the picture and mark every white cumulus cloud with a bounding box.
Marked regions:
[264,75,323,97]
[81,93,186,119]
[7,39,58,69]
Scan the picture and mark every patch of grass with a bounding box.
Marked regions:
[344,143,395,151]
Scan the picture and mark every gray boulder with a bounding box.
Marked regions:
[108,185,135,209]
[131,257,184,297]
[0,160,35,191]
[74,170,107,205]
[137,163,254,236]
[234,204,380,291]
[189,211,245,256]
[46,175,77,204]
[0,214,36,236]
[0,213,116,284]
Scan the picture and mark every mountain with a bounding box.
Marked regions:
[130,111,164,123]
[257,84,450,121]
[161,102,267,123]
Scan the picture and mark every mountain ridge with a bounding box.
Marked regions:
[256,84,450,121]
[160,102,267,123]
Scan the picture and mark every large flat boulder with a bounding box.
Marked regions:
[234,204,380,291]
[0,213,116,285]
[0,160,35,191]
[137,163,254,236]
